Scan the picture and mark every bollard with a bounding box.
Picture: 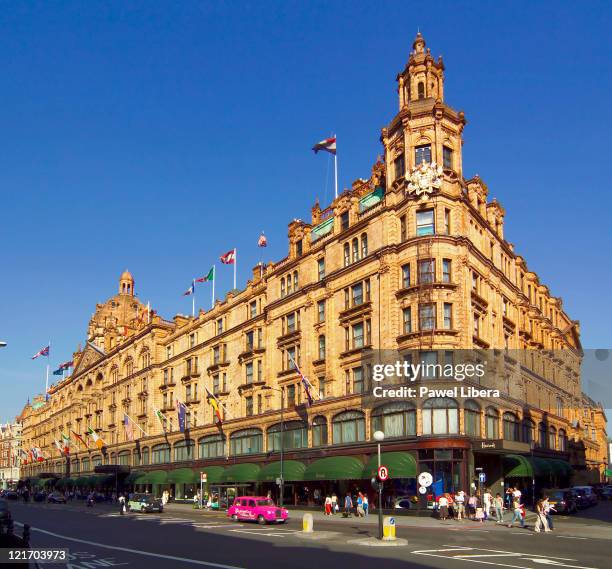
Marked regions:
[382,516,396,541]
[302,513,314,533]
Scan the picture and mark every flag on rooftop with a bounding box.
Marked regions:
[257,232,267,247]
[31,345,50,359]
[312,136,336,155]
[195,266,215,283]
[220,249,236,265]
[182,280,195,296]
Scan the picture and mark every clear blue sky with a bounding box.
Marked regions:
[1,1,611,422]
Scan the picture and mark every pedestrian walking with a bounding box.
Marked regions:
[363,494,369,517]
[438,494,449,520]
[543,496,555,530]
[324,495,332,515]
[534,499,551,533]
[331,493,338,514]
[343,492,353,517]
[118,494,126,515]
[454,490,466,520]
[507,496,525,528]
[468,493,478,520]
[494,493,504,523]
[356,492,365,517]
[483,488,492,520]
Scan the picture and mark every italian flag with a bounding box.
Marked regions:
[87,427,105,450]
[195,266,215,283]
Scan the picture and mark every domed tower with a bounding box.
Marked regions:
[119,270,134,296]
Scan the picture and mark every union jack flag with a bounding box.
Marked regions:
[31,345,50,359]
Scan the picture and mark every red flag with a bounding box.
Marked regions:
[220,249,236,264]
[312,137,336,155]
[257,232,267,247]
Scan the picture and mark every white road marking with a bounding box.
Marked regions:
[14,521,245,569]
[555,536,587,540]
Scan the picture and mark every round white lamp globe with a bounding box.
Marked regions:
[373,430,385,442]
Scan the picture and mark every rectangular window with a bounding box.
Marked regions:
[318,335,326,361]
[286,312,296,333]
[403,307,412,334]
[216,318,223,334]
[249,300,257,318]
[419,303,436,330]
[401,264,410,288]
[245,330,254,351]
[287,384,295,406]
[415,144,431,165]
[443,303,453,329]
[352,282,363,306]
[213,346,220,364]
[473,312,480,336]
[340,211,350,231]
[443,146,453,170]
[418,259,435,284]
[317,300,326,323]
[442,259,451,283]
[245,362,253,384]
[353,367,364,394]
[352,322,364,348]
[318,377,325,399]
[394,154,405,180]
[416,209,435,236]
[317,258,325,281]
[443,208,451,235]
[400,214,407,242]
[245,396,253,417]
[189,333,196,348]
[295,239,303,256]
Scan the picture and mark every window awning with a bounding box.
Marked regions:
[74,476,91,487]
[359,187,385,212]
[125,471,144,484]
[303,456,364,481]
[258,460,306,482]
[531,457,553,476]
[503,454,533,478]
[362,452,417,479]
[166,468,196,484]
[140,470,168,485]
[222,463,261,483]
[198,466,226,484]
[548,459,572,476]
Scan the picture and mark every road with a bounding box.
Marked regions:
[6,500,612,569]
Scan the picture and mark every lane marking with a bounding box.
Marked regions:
[14,521,245,569]
[555,536,587,540]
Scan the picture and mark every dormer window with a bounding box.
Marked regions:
[295,239,303,257]
[443,146,453,170]
[417,82,425,99]
[340,211,349,231]
[394,155,405,180]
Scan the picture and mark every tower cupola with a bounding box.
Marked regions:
[119,270,134,296]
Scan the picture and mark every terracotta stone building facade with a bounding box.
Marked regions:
[20,33,607,505]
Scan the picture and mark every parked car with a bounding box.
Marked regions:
[572,486,598,508]
[3,491,19,501]
[0,500,12,526]
[128,493,163,513]
[544,489,577,514]
[47,492,67,504]
[33,491,47,502]
[228,496,289,525]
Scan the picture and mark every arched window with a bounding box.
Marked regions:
[267,420,307,452]
[548,426,557,450]
[286,276,292,295]
[371,402,416,438]
[522,419,535,445]
[343,243,350,267]
[117,450,131,466]
[199,434,225,459]
[361,234,368,258]
[352,238,359,263]
[71,458,80,473]
[312,416,328,447]
[92,455,102,467]
[96,372,104,383]
[281,278,285,298]
[124,358,134,377]
[538,422,547,447]
[422,398,458,435]
[81,458,90,472]
[293,271,299,290]
[332,410,365,444]
[141,447,150,465]
[503,412,520,441]
[485,407,499,439]
[174,439,195,462]
[464,400,481,437]
[140,350,151,369]
[558,429,567,452]
[151,443,171,464]
[132,449,140,466]
[111,366,119,384]
[230,428,262,456]
[418,81,425,99]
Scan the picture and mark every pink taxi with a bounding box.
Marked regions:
[227,496,289,525]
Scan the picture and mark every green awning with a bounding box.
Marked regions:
[43,478,57,487]
[125,471,144,484]
[303,456,364,481]
[198,466,225,484]
[531,457,553,476]
[504,454,533,478]
[359,186,385,212]
[140,470,168,485]
[362,452,416,479]
[311,217,334,241]
[604,468,612,477]
[75,476,91,487]
[167,468,196,484]
[258,460,306,482]
[549,459,572,476]
[222,463,261,483]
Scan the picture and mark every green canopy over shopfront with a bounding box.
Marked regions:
[362,452,416,479]
[139,470,168,485]
[222,463,260,483]
[303,456,364,481]
[548,459,572,476]
[531,458,553,477]
[167,468,196,484]
[503,454,533,478]
[125,471,144,484]
[504,455,572,478]
[258,460,306,482]
[198,466,225,484]
[75,476,92,487]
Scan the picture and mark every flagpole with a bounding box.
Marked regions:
[234,250,237,290]
[334,136,338,199]
[211,265,215,309]
[192,288,195,318]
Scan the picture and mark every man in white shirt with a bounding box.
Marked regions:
[454,490,465,520]
[483,489,492,520]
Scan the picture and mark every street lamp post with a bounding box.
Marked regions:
[262,385,284,506]
[373,430,385,540]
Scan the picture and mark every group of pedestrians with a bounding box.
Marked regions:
[322,492,369,517]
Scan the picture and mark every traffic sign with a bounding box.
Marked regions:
[200,472,207,483]
[378,465,389,481]
[478,472,486,483]
[418,472,433,487]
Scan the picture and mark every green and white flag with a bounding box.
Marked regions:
[153,407,167,432]
[195,266,215,283]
